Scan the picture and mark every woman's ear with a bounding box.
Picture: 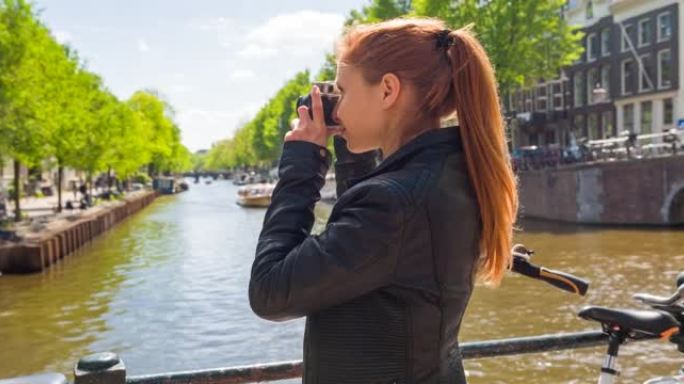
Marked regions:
[380,73,401,110]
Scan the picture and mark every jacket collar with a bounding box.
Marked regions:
[349,125,463,185]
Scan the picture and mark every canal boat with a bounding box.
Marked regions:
[236,183,274,208]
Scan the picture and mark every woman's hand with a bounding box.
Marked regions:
[285,85,342,147]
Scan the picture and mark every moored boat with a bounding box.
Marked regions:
[236,183,275,208]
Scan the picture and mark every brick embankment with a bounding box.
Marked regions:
[0,191,158,274]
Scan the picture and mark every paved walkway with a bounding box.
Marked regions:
[3,189,107,219]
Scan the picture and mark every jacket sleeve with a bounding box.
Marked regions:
[249,140,405,321]
[332,136,378,196]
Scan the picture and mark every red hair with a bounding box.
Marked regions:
[337,18,518,286]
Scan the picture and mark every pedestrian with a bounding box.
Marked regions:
[249,18,518,384]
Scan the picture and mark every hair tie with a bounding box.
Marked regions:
[435,29,455,49]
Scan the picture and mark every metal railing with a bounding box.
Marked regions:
[2,330,633,384]
[512,129,684,172]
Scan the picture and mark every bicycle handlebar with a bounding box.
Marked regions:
[511,244,589,296]
[633,285,684,306]
[632,271,684,308]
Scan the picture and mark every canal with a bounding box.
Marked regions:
[1,180,683,383]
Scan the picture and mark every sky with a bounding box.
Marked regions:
[35,0,369,152]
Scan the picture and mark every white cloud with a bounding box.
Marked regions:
[229,69,257,81]
[237,10,345,59]
[137,39,150,53]
[237,44,278,59]
[53,30,73,44]
[187,16,244,48]
[187,16,235,32]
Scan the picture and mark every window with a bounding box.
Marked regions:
[658,49,672,89]
[536,88,547,111]
[586,0,594,19]
[601,28,611,56]
[638,18,652,47]
[587,68,599,104]
[641,101,652,135]
[574,114,585,135]
[537,99,547,111]
[639,54,654,92]
[588,113,599,140]
[552,82,563,109]
[622,59,635,95]
[664,98,673,125]
[623,103,634,133]
[658,12,672,41]
[574,72,585,107]
[622,24,633,52]
[600,65,611,100]
[529,132,539,146]
[545,131,556,145]
[602,110,614,138]
[587,33,598,61]
[537,84,547,97]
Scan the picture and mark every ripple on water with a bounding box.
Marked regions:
[1,183,683,382]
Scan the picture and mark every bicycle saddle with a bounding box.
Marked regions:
[578,306,680,338]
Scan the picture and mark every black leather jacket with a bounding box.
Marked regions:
[250,127,481,384]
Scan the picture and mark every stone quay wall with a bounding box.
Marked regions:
[0,191,158,274]
[517,155,684,225]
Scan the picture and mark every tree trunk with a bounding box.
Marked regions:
[87,171,93,205]
[57,162,64,213]
[13,159,21,222]
[0,156,5,210]
[107,166,113,193]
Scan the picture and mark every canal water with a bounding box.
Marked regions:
[1,180,683,383]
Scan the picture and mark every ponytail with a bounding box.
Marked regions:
[337,19,518,287]
[447,25,518,286]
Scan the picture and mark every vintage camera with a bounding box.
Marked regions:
[296,81,340,127]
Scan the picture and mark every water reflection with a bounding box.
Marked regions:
[0,181,682,383]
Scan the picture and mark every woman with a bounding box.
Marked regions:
[249,18,518,384]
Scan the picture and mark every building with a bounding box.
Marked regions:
[507,0,681,149]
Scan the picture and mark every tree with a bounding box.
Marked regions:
[127,91,175,175]
[345,0,412,25]
[205,71,311,169]
[0,0,52,220]
[412,0,583,96]
[39,45,89,212]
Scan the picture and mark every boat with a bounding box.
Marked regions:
[236,183,275,208]
[154,177,189,194]
[233,172,267,186]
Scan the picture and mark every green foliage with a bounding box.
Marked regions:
[315,53,338,82]
[412,0,584,94]
[131,172,152,185]
[204,71,312,170]
[0,0,192,190]
[193,0,584,170]
[345,0,411,25]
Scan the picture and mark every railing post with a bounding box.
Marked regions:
[74,352,126,384]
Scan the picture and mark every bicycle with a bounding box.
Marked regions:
[579,272,684,384]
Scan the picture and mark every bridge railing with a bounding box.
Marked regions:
[1,330,628,384]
